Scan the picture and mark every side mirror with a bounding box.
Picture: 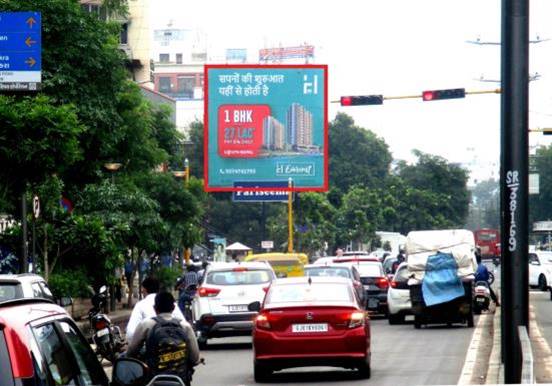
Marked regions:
[248,301,261,312]
[58,297,73,307]
[112,358,148,386]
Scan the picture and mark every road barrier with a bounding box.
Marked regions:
[518,326,534,384]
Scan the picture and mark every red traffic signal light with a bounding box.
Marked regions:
[422,88,465,101]
[340,95,383,106]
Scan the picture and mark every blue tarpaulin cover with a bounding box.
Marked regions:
[422,252,465,306]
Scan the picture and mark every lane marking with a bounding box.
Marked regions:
[457,314,490,385]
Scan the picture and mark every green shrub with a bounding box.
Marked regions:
[49,269,92,298]
[153,266,181,292]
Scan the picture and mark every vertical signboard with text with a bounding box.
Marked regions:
[204,65,328,192]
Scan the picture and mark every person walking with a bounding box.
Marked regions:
[126,292,200,386]
[126,276,186,342]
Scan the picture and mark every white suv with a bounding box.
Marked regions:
[192,262,276,348]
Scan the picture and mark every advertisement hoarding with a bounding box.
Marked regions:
[204,64,328,192]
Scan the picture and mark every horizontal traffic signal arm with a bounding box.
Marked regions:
[335,88,500,105]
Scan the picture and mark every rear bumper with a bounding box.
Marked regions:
[365,292,388,312]
[196,312,257,338]
[253,327,369,361]
[255,354,368,371]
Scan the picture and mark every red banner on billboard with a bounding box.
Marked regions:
[217,104,270,158]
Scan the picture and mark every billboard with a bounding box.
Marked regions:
[204,64,328,192]
[259,45,315,62]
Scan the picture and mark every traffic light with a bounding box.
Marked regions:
[422,88,465,101]
[340,95,383,106]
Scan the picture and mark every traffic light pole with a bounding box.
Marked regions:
[500,0,529,383]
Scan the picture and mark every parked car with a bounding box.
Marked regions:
[192,261,276,348]
[0,297,110,386]
[304,263,366,307]
[334,259,389,315]
[528,251,552,291]
[387,262,412,324]
[250,276,371,382]
[0,273,55,302]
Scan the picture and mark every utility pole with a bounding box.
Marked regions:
[501,0,529,383]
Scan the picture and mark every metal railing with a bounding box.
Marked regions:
[518,326,534,384]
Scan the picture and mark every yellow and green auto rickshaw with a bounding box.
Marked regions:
[244,252,307,278]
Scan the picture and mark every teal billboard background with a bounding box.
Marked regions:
[205,66,327,191]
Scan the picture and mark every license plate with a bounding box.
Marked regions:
[292,323,328,333]
[96,328,109,338]
[476,298,485,303]
[228,304,248,312]
[368,298,379,308]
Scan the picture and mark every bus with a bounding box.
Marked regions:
[474,229,500,259]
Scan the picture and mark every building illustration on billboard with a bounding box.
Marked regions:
[205,65,327,192]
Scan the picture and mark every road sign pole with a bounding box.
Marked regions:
[20,192,28,273]
[501,0,529,383]
[287,178,294,253]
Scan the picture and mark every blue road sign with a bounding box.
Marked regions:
[232,181,290,202]
[0,11,41,91]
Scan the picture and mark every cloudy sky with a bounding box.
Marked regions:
[151,0,552,184]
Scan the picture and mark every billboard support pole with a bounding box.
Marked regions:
[288,178,294,253]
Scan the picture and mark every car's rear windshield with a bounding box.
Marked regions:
[355,264,383,277]
[0,283,23,302]
[206,269,271,286]
[267,283,352,304]
[305,267,351,279]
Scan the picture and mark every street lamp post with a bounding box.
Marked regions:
[172,158,192,267]
[103,162,122,312]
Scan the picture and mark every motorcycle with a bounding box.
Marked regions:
[112,357,205,386]
[473,280,491,314]
[88,285,126,363]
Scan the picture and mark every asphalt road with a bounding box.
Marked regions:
[531,289,552,344]
[190,315,477,386]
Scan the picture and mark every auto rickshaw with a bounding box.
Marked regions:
[244,252,307,278]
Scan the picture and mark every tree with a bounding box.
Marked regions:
[188,120,204,179]
[329,113,392,192]
[530,145,552,224]
[396,150,470,227]
[295,193,338,256]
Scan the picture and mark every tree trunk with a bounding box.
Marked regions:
[127,248,136,308]
[44,224,49,282]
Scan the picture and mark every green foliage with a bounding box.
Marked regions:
[188,120,205,178]
[329,113,392,192]
[152,266,181,292]
[49,269,91,298]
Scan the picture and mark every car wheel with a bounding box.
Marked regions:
[254,361,272,383]
[539,275,548,292]
[198,336,208,350]
[414,315,422,329]
[388,313,404,325]
[356,354,371,379]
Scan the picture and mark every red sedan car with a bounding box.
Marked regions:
[251,276,371,382]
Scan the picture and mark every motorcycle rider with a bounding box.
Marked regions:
[176,263,199,321]
[126,276,186,343]
[392,248,406,274]
[126,292,200,386]
[475,249,500,306]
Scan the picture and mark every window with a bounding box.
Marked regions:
[0,330,14,386]
[32,323,78,385]
[394,266,410,282]
[356,263,384,277]
[529,254,540,265]
[120,23,128,45]
[158,77,172,93]
[305,267,351,279]
[267,283,353,304]
[39,282,55,300]
[176,53,183,64]
[0,283,21,301]
[31,283,42,298]
[159,54,170,63]
[59,321,107,385]
[206,270,271,286]
[176,76,194,98]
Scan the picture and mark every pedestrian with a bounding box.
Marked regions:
[475,248,500,306]
[126,276,186,343]
[126,291,200,386]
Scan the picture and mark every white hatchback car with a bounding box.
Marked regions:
[529,251,552,291]
[192,261,276,348]
[387,262,412,324]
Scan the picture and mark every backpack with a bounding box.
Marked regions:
[145,317,190,380]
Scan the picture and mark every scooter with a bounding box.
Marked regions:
[473,280,491,314]
[88,285,126,363]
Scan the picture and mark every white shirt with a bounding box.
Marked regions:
[126,293,187,342]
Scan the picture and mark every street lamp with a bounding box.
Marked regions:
[104,162,122,183]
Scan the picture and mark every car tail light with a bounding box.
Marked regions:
[201,314,215,326]
[255,313,271,330]
[390,280,398,288]
[376,277,389,289]
[198,287,221,297]
[349,311,366,329]
[94,319,108,330]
